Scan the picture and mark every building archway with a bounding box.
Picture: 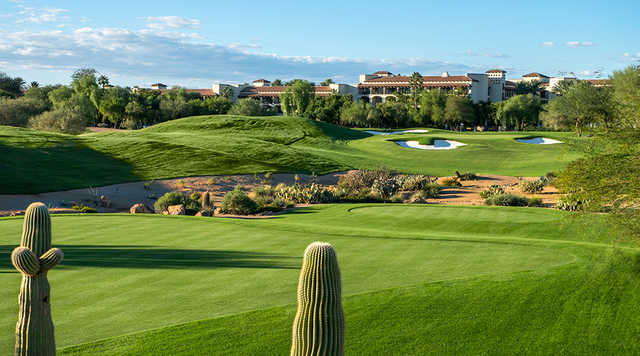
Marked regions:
[372,96,383,105]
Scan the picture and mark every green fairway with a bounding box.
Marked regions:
[1,204,637,355]
[0,115,583,193]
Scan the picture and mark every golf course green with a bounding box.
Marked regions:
[1,204,638,355]
[0,115,583,194]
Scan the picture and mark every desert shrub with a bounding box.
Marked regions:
[228,98,265,116]
[409,191,431,204]
[250,185,293,212]
[28,108,88,134]
[422,183,441,198]
[556,194,584,211]
[337,168,394,193]
[190,192,201,201]
[220,186,258,215]
[72,204,97,213]
[519,179,545,194]
[390,193,404,203]
[484,193,530,207]
[154,191,199,214]
[528,197,543,207]
[396,175,435,191]
[337,188,384,203]
[274,183,335,204]
[479,185,505,198]
[441,177,462,187]
[455,171,478,181]
[371,176,401,200]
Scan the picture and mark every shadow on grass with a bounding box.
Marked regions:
[0,140,139,194]
[0,245,296,270]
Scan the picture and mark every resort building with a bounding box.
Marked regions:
[357,70,512,104]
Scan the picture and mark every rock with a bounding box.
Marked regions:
[130,203,152,214]
[167,204,185,215]
[195,209,213,217]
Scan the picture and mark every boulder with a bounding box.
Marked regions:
[167,204,185,215]
[195,209,213,217]
[130,203,152,214]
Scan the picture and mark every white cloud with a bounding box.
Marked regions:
[623,52,640,60]
[542,42,554,47]
[462,49,509,58]
[16,6,69,23]
[0,27,482,85]
[144,16,200,30]
[565,41,593,48]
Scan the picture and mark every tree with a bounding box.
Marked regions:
[220,86,234,100]
[444,95,474,129]
[409,72,423,111]
[495,94,542,130]
[339,102,369,127]
[555,65,640,241]
[0,97,49,127]
[205,96,233,115]
[281,80,314,116]
[473,100,494,128]
[97,75,110,88]
[272,79,283,86]
[98,87,130,127]
[320,78,335,86]
[551,80,575,95]
[228,98,265,116]
[542,82,613,136]
[419,89,447,126]
[0,72,25,97]
[611,65,640,129]
[515,80,541,95]
[29,81,39,88]
[71,68,98,82]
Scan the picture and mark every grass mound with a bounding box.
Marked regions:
[416,136,447,146]
[0,116,583,193]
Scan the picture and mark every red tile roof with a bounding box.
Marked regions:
[585,79,611,87]
[185,89,216,96]
[486,69,506,73]
[253,79,270,83]
[523,72,550,78]
[373,71,392,75]
[239,85,334,98]
[358,75,472,88]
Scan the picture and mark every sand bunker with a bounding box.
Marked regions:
[395,140,466,150]
[365,129,429,135]
[516,137,563,145]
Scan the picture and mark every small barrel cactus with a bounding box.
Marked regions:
[11,202,64,356]
[291,242,344,356]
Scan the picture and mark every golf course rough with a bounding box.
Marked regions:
[291,242,345,356]
[11,202,64,356]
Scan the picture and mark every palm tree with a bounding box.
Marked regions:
[30,81,39,88]
[97,75,110,88]
[221,86,234,100]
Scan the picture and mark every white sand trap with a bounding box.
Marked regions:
[516,137,563,145]
[395,140,466,150]
[365,129,429,135]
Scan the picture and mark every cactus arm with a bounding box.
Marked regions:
[40,248,64,272]
[11,247,40,276]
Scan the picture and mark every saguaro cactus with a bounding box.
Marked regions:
[11,202,64,356]
[201,191,211,210]
[291,242,344,356]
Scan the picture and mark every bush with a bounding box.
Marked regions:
[371,176,401,200]
[250,185,293,212]
[390,193,404,203]
[528,197,543,207]
[455,171,478,181]
[337,169,394,193]
[72,204,97,213]
[422,183,441,198]
[518,179,545,194]
[484,193,530,207]
[154,191,199,214]
[273,183,335,204]
[220,186,258,215]
[28,108,88,134]
[441,177,462,187]
[396,174,435,191]
[409,191,433,204]
[228,99,265,116]
[0,97,49,127]
[479,185,505,199]
[556,194,584,211]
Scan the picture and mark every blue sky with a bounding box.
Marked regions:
[1,0,638,87]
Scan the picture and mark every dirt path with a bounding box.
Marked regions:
[0,172,560,216]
